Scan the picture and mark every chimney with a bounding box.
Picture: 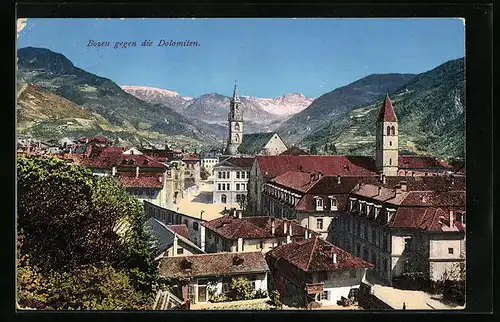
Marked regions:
[382,175,387,184]
[271,219,276,235]
[305,226,308,239]
[379,173,383,182]
[333,252,337,264]
[318,172,323,179]
[308,232,312,239]
[233,208,237,218]
[173,234,178,256]
[136,166,139,178]
[400,181,407,192]
[238,210,242,219]
[377,186,382,196]
[159,175,163,183]
[337,175,341,184]
[310,173,315,183]
[284,221,287,234]
[286,233,291,244]
[449,210,454,228]
[237,237,243,252]
[112,166,117,176]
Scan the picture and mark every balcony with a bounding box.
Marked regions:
[304,282,324,295]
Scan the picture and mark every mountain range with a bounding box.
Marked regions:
[16,46,465,161]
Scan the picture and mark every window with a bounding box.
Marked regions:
[315,198,323,211]
[193,222,199,231]
[349,270,356,279]
[177,248,184,255]
[329,197,338,211]
[320,291,329,301]
[391,126,395,135]
[387,126,391,136]
[236,171,240,179]
[183,220,188,226]
[317,218,324,230]
[259,241,264,249]
[221,194,227,203]
[218,183,221,191]
[236,183,240,191]
[236,194,241,203]
[448,248,454,254]
[389,158,392,166]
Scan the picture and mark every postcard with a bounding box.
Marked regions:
[16,18,465,311]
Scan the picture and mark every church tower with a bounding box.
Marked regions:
[375,94,399,176]
[225,83,243,155]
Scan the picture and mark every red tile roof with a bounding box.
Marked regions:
[159,251,269,278]
[267,236,373,272]
[167,224,190,240]
[116,173,163,188]
[78,154,166,169]
[389,207,465,232]
[203,216,318,240]
[398,156,451,170]
[182,155,200,162]
[256,155,376,180]
[378,94,397,122]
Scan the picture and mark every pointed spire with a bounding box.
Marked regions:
[232,80,240,103]
[378,93,398,122]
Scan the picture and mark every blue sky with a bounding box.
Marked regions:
[17,18,464,98]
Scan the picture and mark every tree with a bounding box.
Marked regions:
[330,143,338,154]
[45,263,151,310]
[17,156,158,309]
[229,277,254,301]
[309,144,318,155]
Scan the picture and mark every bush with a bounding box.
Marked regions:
[229,277,254,301]
[443,280,465,305]
[252,289,267,299]
[268,290,282,309]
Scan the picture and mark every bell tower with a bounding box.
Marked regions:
[375,94,399,176]
[225,82,243,155]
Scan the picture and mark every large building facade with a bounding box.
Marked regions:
[212,156,254,205]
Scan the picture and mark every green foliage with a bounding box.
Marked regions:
[308,144,318,155]
[200,166,211,180]
[17,156,158,309]
[46,263,151,310]
[229,277,255,301]
[269,290,282,308]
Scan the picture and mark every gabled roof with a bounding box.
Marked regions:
[167,224,190,240]
[398,156,451,170]
[238,132,280,155]
[351,183,465,207]
[389,207,465,232]
[116,173,163,188]
[215,156,255,169]
[377,94,398,122]
[159,251,269,278]
[145,218,204,256]
[202,216,318,240]
[256,155,376,180]
[266,236,373,272]
[280,146,310,156]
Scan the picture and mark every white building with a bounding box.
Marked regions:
[212,156,254,205]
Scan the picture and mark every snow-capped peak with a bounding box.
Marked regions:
[241,93,314,116]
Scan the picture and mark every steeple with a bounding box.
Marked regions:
[375,94,398,176]
[232,81,240,103]
[225,82,243,155]
[378,93,398,122]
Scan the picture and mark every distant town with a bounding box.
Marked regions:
[17,84,466,310]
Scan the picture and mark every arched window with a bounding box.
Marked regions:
[241,194,246,202]
[234,134,240,143]
[391,126,396,136]
[234,122,240,131]
[221,194,227,203]
[387,126,391,136]
[236,194,241,203]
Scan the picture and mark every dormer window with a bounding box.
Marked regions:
[374,205,381,219]
[329,196,338,211]
[314,197,324,211]
[349,198,356,212]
